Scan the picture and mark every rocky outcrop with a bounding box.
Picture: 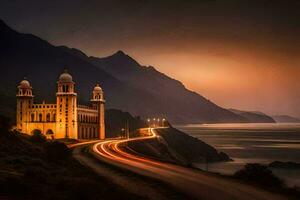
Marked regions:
[125,127,231,166]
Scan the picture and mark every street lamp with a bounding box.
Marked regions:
[157,118,160,127]
[162,118,166,127]
[121,128,125,138]
[147,118,150,133]
[153,118,156,127]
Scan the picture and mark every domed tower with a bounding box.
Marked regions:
[16,78,34,131]
[91,84,105,139]
[56,69,78,139]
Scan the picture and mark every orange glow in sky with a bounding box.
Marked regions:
[125,42,300,118]
[1,0,299,117]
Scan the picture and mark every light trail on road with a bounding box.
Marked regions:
[90,128,288,200]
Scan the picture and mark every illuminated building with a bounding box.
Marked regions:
[16,70,105,140]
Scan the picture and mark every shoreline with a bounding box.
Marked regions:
[177,123,300,188]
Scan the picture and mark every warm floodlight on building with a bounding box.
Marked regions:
[16,70,106,140]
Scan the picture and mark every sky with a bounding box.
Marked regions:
[0,0,299,117]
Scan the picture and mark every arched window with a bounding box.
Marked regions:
[46,113,50,122]
[53,114,56,121]
[39,113,42,122]
[31,113,35,122]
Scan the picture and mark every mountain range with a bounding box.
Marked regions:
[272,115,300,123]
[0,19,273,124]
[229,109,275,123]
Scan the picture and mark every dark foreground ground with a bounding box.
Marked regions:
[1,116,299,200]
[0,128,143,200]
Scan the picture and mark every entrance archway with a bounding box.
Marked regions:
[46,129,54,139]
[31,129,42,135]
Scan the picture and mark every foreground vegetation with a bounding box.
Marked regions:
[233,163,300,198]
[0,116,141,200]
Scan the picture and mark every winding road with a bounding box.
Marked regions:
[74,128,289,200]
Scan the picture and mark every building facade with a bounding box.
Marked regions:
[16,70,105,140]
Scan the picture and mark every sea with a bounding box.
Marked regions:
[175,123,300,187]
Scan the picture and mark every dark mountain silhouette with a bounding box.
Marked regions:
[0,19,159,121]
[62,48,248,123]
[229,109,275,123]
[272,115,300,123]
[0,19,247,123]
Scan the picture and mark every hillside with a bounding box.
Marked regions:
[272,115,300,123]
[1,19,246,124]
[0,116,141,200]
[229,109,276,123]
[86,51,249,123]
[124,127,230,165]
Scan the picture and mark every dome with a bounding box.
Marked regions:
[93,84,102,92]
[59,69,73,83]
[19,78,31,88]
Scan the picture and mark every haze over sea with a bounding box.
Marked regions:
[176,123,300,187]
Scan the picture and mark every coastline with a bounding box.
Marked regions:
[176,123,300,187]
